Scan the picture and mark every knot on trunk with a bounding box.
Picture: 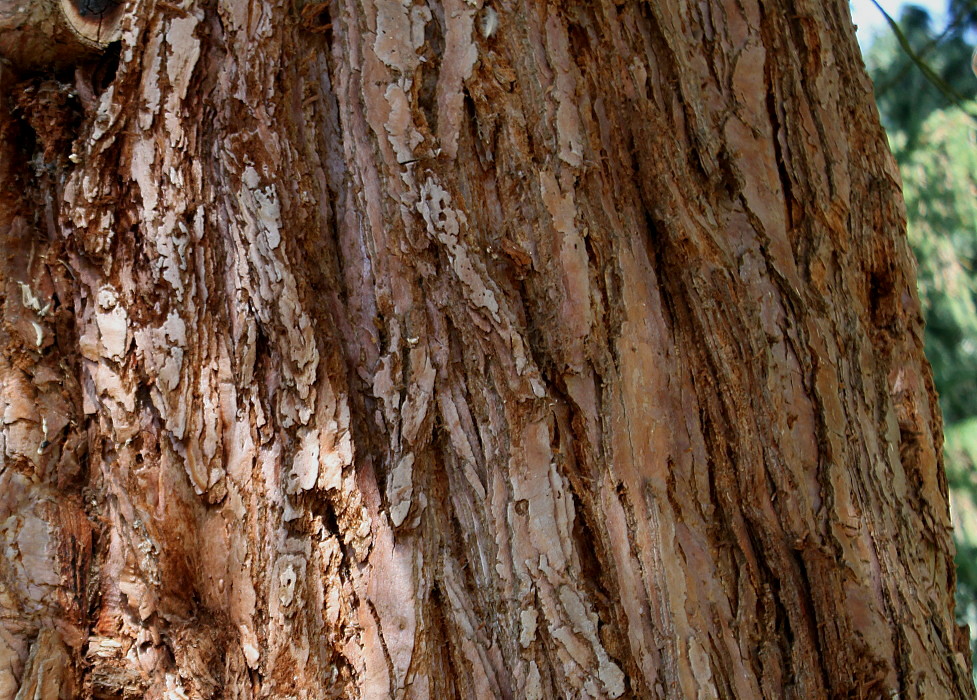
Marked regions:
[0,0,124,69]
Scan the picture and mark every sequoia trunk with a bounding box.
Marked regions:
[0,0,971,698]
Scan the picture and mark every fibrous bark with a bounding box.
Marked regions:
[0,0,972,698]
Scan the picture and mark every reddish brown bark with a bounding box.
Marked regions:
[0,0,971,698]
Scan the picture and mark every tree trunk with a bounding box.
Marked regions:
[0,0,971,697]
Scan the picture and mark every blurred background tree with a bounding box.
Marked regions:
[865,1,976,152]
[861,0,977,682]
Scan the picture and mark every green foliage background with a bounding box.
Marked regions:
[863,0,977,681]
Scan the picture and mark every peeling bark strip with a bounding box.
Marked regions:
[0,0,971,698]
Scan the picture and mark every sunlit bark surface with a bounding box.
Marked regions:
[0,0,972,698]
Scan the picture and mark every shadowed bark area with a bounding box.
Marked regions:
[0,0,971,698]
